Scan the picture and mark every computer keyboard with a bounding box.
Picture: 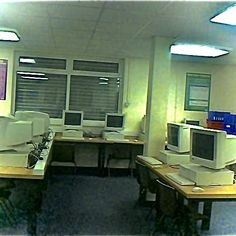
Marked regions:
[138,156,162,165]
[166,172,195,186]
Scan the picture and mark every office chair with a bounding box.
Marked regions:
[50,143,77,174]
[152,179,206,236]
[135,160,157,206]
[0,180,16,226]
[106,145,133,177]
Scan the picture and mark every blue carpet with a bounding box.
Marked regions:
[38,175,153,235]
[1,175,236,235]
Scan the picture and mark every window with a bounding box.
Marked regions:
[70,75,120,120]
[14,55,123,121]
[15,72,67,118]
[19,56,66,69]
[73,60,119,73]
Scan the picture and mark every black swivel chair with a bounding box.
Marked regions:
[135,160,158,206]
[107,145,133,177]
[153,178,207,236]
[0,180,16,226]
[51,143,77,174]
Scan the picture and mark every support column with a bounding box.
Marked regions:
[143,37,172,156]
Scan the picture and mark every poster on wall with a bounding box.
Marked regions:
[184,73,211,112]
[0,59,8,100]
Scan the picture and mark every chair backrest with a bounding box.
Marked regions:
[52,143,75,163]
[156,178,178,217]
[135,160,150,188]
[135,160,158,194]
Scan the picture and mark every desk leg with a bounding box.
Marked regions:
[187,200,199,233]
[98,144,106,176]
[201,201,212,230]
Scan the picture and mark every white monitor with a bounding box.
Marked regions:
[105,113,124,131]
[191,128,236,169]
[63,110,83,130]
[167,122,192,153]
[15,111,50,136]
[0,116,33,151]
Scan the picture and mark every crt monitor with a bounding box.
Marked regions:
[0,116,33,151]
[15,111,50,136]
[105,113,124,131]
[167,122,192,153]
[191,128,236,169]
[63,110,83,130]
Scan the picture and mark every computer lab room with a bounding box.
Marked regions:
[1,1,236,235]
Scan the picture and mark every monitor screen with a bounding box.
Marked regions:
[63,110,83,130]
[186,120,200,126]
[167,122,190,153]
[191,128,236,169]
[105,113,124,131]
[167,124,179,147]
[192,132,214,161]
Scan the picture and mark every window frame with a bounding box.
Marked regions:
[13,53,124,127]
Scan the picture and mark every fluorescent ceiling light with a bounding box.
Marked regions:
[210,4,236,26]
[17,71,45,76]
[99,82,108,85]
[19,58,36,63]
[170,44,229,57]
[0,30,20,41]
[21,76,48,80]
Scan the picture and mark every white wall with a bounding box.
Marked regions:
[0,48,14,116]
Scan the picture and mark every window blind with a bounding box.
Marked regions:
[69,75,120,120]
[15,73,67,118]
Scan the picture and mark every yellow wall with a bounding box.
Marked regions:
[0,48,14,116]
[123,58,149,135]
[3,48,236,134]
[171,61,236,127]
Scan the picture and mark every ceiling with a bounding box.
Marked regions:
[0,1,236,64]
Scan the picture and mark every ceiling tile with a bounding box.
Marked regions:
[47,4,101,21]
[0,2,49,17]
[50,18,96,32]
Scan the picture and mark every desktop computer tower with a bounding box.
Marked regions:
[179,164,234,186]
[102,131,124,140]
[159,150,190,165]
[62,130,83,139]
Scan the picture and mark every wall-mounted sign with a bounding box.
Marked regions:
[184,73,211,112]
[0,59,8,100]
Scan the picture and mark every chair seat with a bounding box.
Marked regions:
[50,161,76,167]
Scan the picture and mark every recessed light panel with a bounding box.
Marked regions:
[0,30,20,41]
[210,4,236,26]
[19,58,36,64]
[170,44,229,57]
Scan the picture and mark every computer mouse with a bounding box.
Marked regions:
[192,187,205,193]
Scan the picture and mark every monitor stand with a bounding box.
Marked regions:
[102,131,124,140]
[62,129,83,139]
[159,150,190,165]
[179,163,234,186]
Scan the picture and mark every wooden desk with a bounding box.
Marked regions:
[0,137,54,235]
[54,133,144,175]
[137,156,236,230]
[0,138,53,179]
[54,133,144,145]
